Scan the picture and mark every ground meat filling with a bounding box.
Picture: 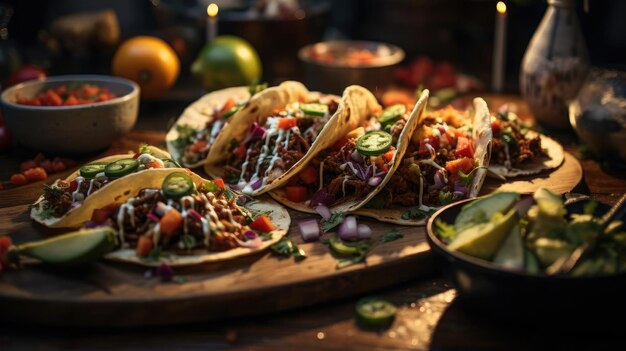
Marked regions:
[110,188,250,253]
[491,120,545,167]
[42,178,109,217]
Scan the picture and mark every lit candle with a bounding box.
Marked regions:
[206,3,219,43]
[492,1,507,93]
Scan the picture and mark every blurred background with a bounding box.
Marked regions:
[1,0,625,98]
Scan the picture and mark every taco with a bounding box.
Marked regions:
[204,81,361,196]
[30,145,181,228]
[166,83,271,168]
[354,98,493,225]
[488,108,564,178]
[77,169,289,266]
[269,89,430,214]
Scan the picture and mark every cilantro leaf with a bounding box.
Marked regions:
[381,229,403,243]
[321,212,346,232]
[271,237,306,260]
[583,200,598,215]
[401,207,436,220]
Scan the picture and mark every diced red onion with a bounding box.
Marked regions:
[155,263,174,282]
[250,178,263,191]
[357,223,372,239]
[84,220,98,229]
[454,183,467,194]
[354,162,367,180]
[425,143,436,160]
[314,205,331,220]
[298,219,321,242]
[236,236,263,249]
[453,191,465,197]
[368,176,382,187]
[338,216,358,241]
[429,172,445,191]
[244,230,258,240]
[310,190,335,207]
[351,150,363,163]
[155,202,169,216]
[249,122,266,140]
[187,209,203,221]
[147,213,161,222]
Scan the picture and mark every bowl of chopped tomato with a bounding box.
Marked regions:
[1,75,139,153]
[298,40,404,96]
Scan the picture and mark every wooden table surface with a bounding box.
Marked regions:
[1,95,625,350]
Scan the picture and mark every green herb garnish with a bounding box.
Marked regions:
[321,212,346,232]
[271,237,306,260]
[435,219,456,240]
[401,207,436,220]
[335,229,404,269]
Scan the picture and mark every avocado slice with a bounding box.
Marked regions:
[454,192,519,232]
[533,187,566,218]
[448,209,519,260]
[493,222,524,270]
[531,237,573,267]
[17,228,118,265]
[524,249,541,274]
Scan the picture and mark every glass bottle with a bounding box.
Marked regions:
[520,0,589,129]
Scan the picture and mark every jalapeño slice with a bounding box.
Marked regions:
[221,105,240,119]
[356,298,397,327]
[356,131,392,156]
[378,104,406,126]
[104,158,139,178]
[300,103,329,117]
[162,172,194,199]
[80,162,108,179]
[329,236,361,256]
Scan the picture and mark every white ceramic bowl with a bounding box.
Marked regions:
[1,75,139,154]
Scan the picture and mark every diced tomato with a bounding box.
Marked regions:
[333,136,349,150]
[10,173,27,185]
[145,160,163,169]
[190,140,208,153]
[0,236,12,255]
[417,141,432,157]
[52,160,67,172]
[160,208,183,236]
[491,119,501,134]
[445,157,475,180]
[454,136,474,158]
[65,95,78,105]
[213,178,225,188]
[135,236,153,257]
[285,186,308,203]
[298,166,317,185]
[425,136,440,150]
[69,180,78,193]
[19,160,37,172]
[374,156,390,173]
[232,144,247,159]
[277,117,297,130]
[382,149,395,162]
[39,160,53,173]
[24,167,47,181]
[250,214,276,232]
[45,90,62,106]
[91,204,119,224]
[57,158,76,168]
[216,98,236,119]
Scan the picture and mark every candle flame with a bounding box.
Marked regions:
[207,3,218,17]
[496,1,507,14]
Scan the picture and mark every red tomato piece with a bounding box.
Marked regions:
[10,173,27,185]
[491,119,501,134]
[91,204,119,224]
[232,144,247,159]
[250,214,276,233]
[39,160,53,173]
[24,167,47,181]
[213,178,225,188]
[298,166,317,185]
[382,149,395,162]
[333,136,349,150]
[277,117,297,130]
[0,236,12,254]
[216,98,236,119]
[52,160,67,172]
[160,208,183,237]
[190,140,208,153]
[33,152,46,164]
[285,186,308,203]
[454,136,474,158]
[445,157,475,178]
[135,236,153,257]
[19,160,37,172]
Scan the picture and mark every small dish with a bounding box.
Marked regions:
[426,197,626,316]
[1,75,139,154]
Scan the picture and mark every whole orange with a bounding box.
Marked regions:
[112,36,180,98]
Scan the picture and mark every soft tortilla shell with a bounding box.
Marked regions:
[30,146,173,228]
[204,81,348,196]
[488,132,564,178]
[270,89,431,214]
[166,86,251,168]
[104,195,290,267]
[352,97,493,226]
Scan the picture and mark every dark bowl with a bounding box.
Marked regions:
[426,197,626,318]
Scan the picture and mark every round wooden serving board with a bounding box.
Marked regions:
[0,135,582,327]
